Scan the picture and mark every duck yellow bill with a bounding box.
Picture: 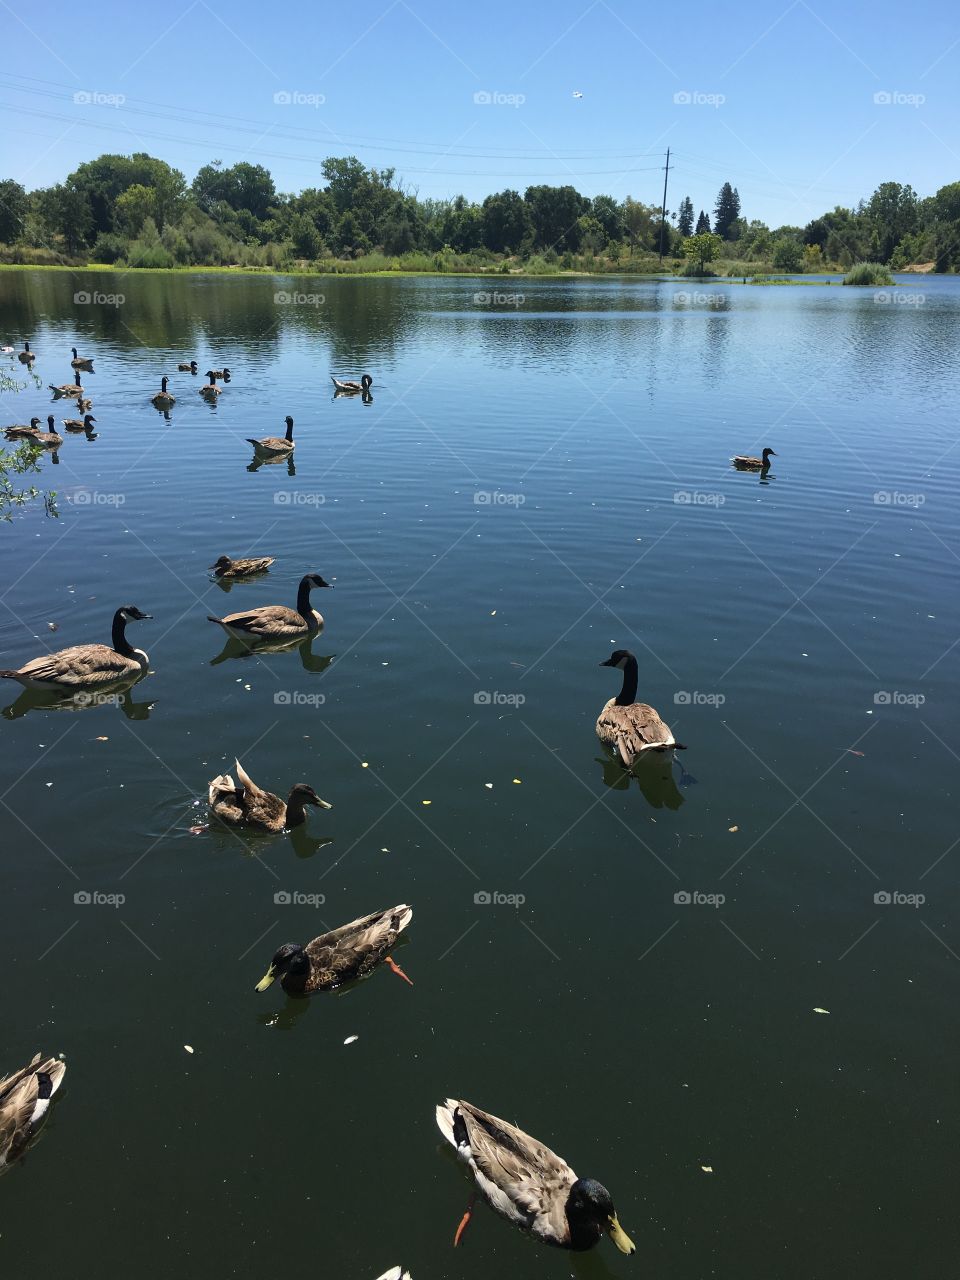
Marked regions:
[317,798,333,810]
[254,967,276,992]
[607,1214,635,1255]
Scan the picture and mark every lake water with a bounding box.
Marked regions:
[1,269,958,1278]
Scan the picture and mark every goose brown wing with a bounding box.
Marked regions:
[15,643,138,686]
[221,605,303,636]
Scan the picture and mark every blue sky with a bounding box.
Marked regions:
[2,0,958,227]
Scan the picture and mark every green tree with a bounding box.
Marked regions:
[695,209,711,234]
[772,237,804,271]
[523,184,589,252]
[480,189,531,253]
[590,194,622,242]
[0,179,27,244]
[621,197,656,249]
[676,196,694,237]
[713,182,741,239]
[682,232,722,272]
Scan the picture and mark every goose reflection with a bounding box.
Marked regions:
[3,676,155,721]
[247,454,296,476]
[595,744,685,811]
[209,631,334,673]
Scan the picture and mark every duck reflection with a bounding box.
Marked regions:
[595,744,685,811]
[209,631,334,673]
[247,454,296,476]
[3,676,155,721]
[289,825,335,859]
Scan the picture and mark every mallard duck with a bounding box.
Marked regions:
[49,374,83,397]
[597,650,684,765]
[254,904,413,995]
[151,377,175,408]
[177,360,198,373]
[208,758,331,832]
[199,371,221,399]
[70,347,94,371]
[62,412,97,433]
[331,374,373,395]
[0,1052,66,1175]
[246,416,294,456]
[732,446,776,470]
[33,415,63,449]
[210,367,230,379]
[435,1099,635,1254]
[17,341,35,363]
[210,554,275,578]
[4,417,42,440]
[206,572,331,642]
[0,605,152,691]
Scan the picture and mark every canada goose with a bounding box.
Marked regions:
[199,371,221,399]
[0,1052,66,1175]
[151,377,175,408]
[208,758,331,832]
[207,572,330,642]
[177,360,198,373]
[732,447,776,470]
[4,417,42,440]
[17,342,35,364]
[254,904,413,996]
[62,413,97,433]
[597,650,684,765]
[435,1099,635,1254]
[210,554,275,578]
[331,373,373,395]
[49,374,83,397]
[70,347,94,371]
[0,605,152,691]
[246,416,294,456]
[33,415,63,449]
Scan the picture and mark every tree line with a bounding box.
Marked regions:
[0,154,958,274]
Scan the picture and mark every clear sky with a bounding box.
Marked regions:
[2,0,958,227]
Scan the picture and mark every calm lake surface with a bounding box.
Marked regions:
[1,269,958,1279]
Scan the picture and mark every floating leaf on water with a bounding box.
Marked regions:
[95,736,108,742]
[380,847,390,852]
[813,1007,830,1015]
[701,1165,713,1173]
[422,799,432,805]
[189,825,206,835]
[728,825,739,833]
[184,1045,194,1054]
[343,1035,358,1045]
[48,622,58,632]
[484,782,493,789]
[490,610,496,616]
[512,778,522,784]
[361,762,369,768]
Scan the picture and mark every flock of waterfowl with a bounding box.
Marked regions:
[1,335,778,1267]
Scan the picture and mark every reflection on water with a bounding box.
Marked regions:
[595,746,684,811]
[2,676,154,721]
[209,633,333,671]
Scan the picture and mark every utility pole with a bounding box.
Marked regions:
[658,147,671,265]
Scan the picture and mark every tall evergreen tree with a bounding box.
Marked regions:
[695,209,711,234]
[677,196,695,237]
[713,183,741,239]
